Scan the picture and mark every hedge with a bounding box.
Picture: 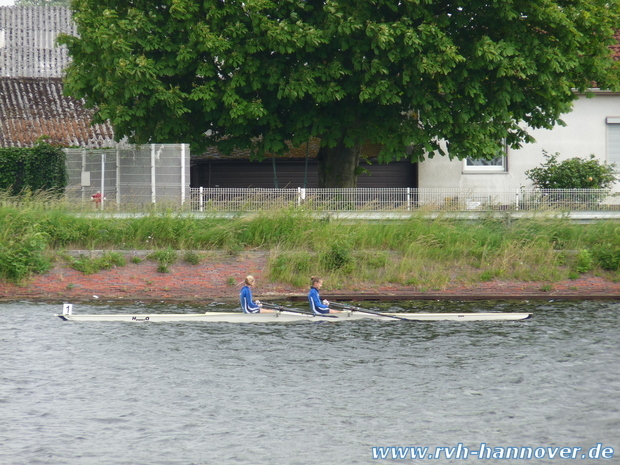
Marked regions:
[0,140,67,193]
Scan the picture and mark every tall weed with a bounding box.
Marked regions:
[592,244,620,271]
[69,252,126,275]
[2,199,620,286]
[0,226,50,282]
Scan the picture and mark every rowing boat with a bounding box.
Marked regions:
[55,304,532,323]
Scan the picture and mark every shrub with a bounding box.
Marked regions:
[572,249,593,274]
[592,245,620,271]
[320,241,353,272]
[0,228,51,282]
[526,151,617,190]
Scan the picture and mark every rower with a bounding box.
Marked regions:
[240,275,275,313]
[308,276,341,315]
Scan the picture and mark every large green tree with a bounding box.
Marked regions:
[60,0,620,187]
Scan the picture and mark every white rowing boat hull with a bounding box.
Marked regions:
[55,311,532,323]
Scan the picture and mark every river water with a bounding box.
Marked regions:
[0,300,618,465]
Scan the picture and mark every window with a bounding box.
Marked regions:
[464,145,507,173]
[606,117,620,168]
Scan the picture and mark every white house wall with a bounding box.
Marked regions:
[418,92,620,192]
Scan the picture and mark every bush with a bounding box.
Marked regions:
[0,228,51,282]
[526,151,617,190]
[592,245,620,271]
[320,241,353,272]
[572,250,593,274]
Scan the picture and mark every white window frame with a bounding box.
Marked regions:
[463,145,507,173]
[606,117,620,170]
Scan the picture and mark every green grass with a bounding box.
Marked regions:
[67,252,126,275]
[1,195,620,287]
[183,250,202,265]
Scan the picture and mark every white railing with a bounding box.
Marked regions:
[188,188,620,212]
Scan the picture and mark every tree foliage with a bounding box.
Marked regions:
[59,0,620,186]
[526,151,618,190]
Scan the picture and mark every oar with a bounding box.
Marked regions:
[262,302,339,318]
[330,302,413,321]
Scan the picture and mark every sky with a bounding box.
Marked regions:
[0,0,15,6]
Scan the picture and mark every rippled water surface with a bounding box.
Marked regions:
[0,300,618,464]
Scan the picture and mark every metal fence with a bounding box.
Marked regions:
[65,144,190,209]
[188,187,620,212]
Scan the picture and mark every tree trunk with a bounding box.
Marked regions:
[316,142,362,188]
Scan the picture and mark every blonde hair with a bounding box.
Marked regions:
[244,275,255,286]
[310,276,322,286]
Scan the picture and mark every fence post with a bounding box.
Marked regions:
[151,144,157,205]
[199,187,204,212]
[515,189,519,211]
[100,152,106,210]
[297,187,306,207]
[181,144,186,206]
[81,148,87,202]
[406,187,411,211]
[116,148,120,211]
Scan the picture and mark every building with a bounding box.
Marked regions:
[0,6,116,148]
[419,92,620,192]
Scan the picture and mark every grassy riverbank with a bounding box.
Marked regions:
[1,195,620,289]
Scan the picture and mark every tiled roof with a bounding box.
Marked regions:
[0,77,117,148]
[0,6,74,78]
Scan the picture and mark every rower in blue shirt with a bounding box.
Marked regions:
[308,276,341,315]
[240,275,274,314]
